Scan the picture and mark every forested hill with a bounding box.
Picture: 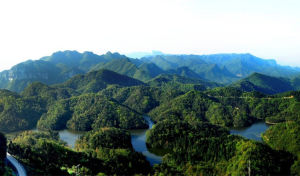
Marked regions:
[230,72,295,94]
[0,63,299,174]
[54,69,145,93]
[0,51,127,92]
[1,50,300,92]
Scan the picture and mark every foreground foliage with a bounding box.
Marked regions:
[147,120,295,175]
[263,121,300,175]
[8,131,151,175]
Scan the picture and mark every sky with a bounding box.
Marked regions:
[0,0,299,71]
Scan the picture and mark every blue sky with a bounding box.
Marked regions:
[0,0,299,71]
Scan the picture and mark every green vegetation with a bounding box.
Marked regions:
[92,58,164,81]
[149,88,300,127]
[99,85,183,114]
[148,74,220,92]
[75,128,151,175]
[2,51,300,93]
[8,131,103,175]
[37,93,147,131]
[291,74,300,90]
[142,53,300,84]
[0,90,45,132]
[146,120,229,151]
[0,51,130,92]
[75,127,132,150]
[147,120,294,175]
[8,130,151,175]
[0,60,67,92]
[231,72,295,94]
[1,51,300,175]
[56,69,145,93]
[21,82,78,107]
[149,89,255,127]
[262,121,300,175]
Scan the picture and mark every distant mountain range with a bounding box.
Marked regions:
[0,50,300,93]
[141,54,300,83]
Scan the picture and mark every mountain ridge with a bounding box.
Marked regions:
[231,72,296,94]
[1,50,299,92]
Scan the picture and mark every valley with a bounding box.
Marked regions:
[0,51,299,175]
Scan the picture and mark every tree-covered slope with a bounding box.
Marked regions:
[231,72,294,94]
[0,89,45,132]
[0,60,72,92]
[149,88,300,127]
[56,69,145,93]
[0,51,128,92]
[166,66,203,79]
[263,121,300,158]
[41,50,108,72]
[262,121,300,175]
[92,58,164,81]
[99,85,183,114]
[8,130,150,175]
[142,54,239,84]
[37,93,147,131]
[148,120,294,175]
[147,74,220,92]
[291,74,300,90]
[2,51,300,92]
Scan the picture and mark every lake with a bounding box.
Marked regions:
[56,116,162,165]
[230,121,270,141]
[23,119,268,165]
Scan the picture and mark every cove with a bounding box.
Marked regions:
[230,121,270,141]
[56,116,162,165]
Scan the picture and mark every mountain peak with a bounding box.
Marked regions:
[231,72,294,94]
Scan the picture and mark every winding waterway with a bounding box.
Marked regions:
[55,116,162,165]
[50,119,268,166]
[130,116,162,165]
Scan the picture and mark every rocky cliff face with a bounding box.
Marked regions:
[0,60,84,92]
[0,51,124,92]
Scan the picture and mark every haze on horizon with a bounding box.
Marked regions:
[0,0,299,71]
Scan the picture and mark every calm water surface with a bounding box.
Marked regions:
[58,129,85,148]
[7,119,268,166]
[230,121,270,141]
[130,116,162,166]
[56,116,162,165]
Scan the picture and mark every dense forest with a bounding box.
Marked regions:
[8,130,151,175]
[0,133,6,175]
[146,120,294,175]
[1,51,300,175]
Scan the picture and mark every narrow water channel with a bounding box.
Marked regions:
[130,116,162,166]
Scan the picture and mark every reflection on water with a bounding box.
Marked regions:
[130,116,162,166]
[56,116,162,165]
[230,121,270,141]
[58,129,85,148]
[5,116,162,165]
